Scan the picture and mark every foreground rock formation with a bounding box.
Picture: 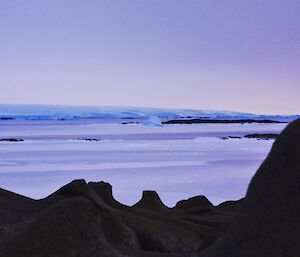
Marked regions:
[0,180,239,257]
[196,118,300,257]
[0,119,299,257]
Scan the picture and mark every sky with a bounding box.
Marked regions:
[0,0,299,115]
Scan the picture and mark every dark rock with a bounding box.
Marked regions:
[196,118,300,257]
[220,136,241,140]
[75,138,101,141]
[88,181,129,210]
[163,119,283,125]
[132,191,169,212]
[217,198,244,212]
[0,117,14,120]
[1,198,130,257]
[121,122,140,125]
[244,133,279,140]
[0,182,238,256]
[0,138,24,142]
[174,196,213,210]
[52,179,90,198]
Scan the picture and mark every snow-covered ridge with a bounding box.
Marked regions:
[0,104,298,122]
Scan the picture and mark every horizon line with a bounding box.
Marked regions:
[0,103,299,117]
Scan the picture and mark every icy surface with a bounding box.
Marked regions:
[0,120,287,206]
[143,116,162,126]
[0,104,298,122]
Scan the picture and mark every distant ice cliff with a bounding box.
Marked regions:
[0,104,298,122]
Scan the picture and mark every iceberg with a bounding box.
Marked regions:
[143,116,162,126]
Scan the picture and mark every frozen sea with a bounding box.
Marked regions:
[0,119,287,206]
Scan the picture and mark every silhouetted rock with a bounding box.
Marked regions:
[0,138,24,142]
[52,179,90,198]
[88,181,113,199]
[88,181,129,210]
[217,198,244,212]
[196,118,300,257]
[174,196,213,210]
[132,191,168,212]
[0,181,237,256]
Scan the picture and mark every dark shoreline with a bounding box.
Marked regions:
[163,118,284,124]
[221,133,279,140]
[0,138,24,142]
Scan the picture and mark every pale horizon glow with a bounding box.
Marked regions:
[0,1,299,115]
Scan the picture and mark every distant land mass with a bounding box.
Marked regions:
[0,104,298,122]
[162,118,284,124]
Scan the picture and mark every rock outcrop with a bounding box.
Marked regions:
[0,181,236,257]
[195,118,300,257]
[132,191,168,212]
[174,196,213,210]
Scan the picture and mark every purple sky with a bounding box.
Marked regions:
[0,0,299,114]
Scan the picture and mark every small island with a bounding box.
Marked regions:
[244,133,279,140]
[75,138,101,142]
[221,133,279,140]
[0,138,24,142]
[163,118,284,124]
[0,117,15,120]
